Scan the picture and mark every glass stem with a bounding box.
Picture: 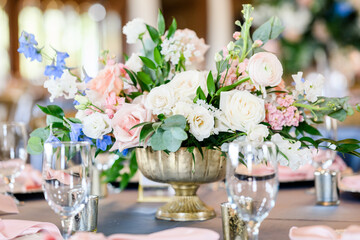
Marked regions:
[61,216,73,240]
[246,221,260,240]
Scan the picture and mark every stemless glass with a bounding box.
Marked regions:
[0,122,28,203]
[42,142,91,239]
[226,141,278,240]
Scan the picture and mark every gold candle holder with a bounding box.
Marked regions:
[221,202,247,240]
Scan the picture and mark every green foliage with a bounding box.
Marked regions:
[206,71,215,97]
[139,56,157,69]
[252,16,284,44]
[37,104,64,118]
[167,18,177,39]
[146,24,160,44]
[157,10,165,35]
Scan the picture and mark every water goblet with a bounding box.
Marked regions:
[42,141,91,239]
[0,122,28,203]
[226,141,278,240]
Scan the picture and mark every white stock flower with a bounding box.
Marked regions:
[145,84,175,115]
[248,52,283,89]
[271,133,312,170]
[304,73,325,102]
[188,105,214,141]
[219,90,265,132]
[246,123,269,143]
[122,18,146,44]
[82,112,112,139]
[44,70,85,102]
[292,72,324,102]
[125,53,143,72]
[168,70,208,101]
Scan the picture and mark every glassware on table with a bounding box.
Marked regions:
[0,122,28,203]
[42,142,91,239]
[226,141,278,240]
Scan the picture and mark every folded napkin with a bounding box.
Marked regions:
[42,227,220,240]
[340,175,360,191]
[0,219,62,239]
[0,194,18,214]
[289,225,360,240]
[16,165,42,191]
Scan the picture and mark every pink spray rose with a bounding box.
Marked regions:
[248,52,283,89]
[104,92,125,119]
[87,63,128,95]
[110,97,153,152]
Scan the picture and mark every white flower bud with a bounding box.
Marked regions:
[214,52,222,62]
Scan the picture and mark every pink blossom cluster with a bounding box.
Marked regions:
[219,58,250,90]
[104,92,125,119]
[265,95,303,130]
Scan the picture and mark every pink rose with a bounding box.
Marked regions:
[110,100,153,152]
[248,52,283,89]
[87,63,127,95]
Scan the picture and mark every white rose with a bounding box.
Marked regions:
[219,90,265,131]
[125,53,143,72]
[145,85,175,115]
[82,112,112,139]
[188,105,214,141]
[168,70,208,101]
[122,18,146,44]
[248,52,283,89]
[271,133,312,170]
[246,123,269,143]
[171,101,193,118]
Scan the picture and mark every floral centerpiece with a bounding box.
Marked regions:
[23,4,359,219]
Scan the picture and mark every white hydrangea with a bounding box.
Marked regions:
[44,70,85,102]
[271,133,312,170]
[125,53,143,72]
[122,18,146,44]
[292,72,324,102]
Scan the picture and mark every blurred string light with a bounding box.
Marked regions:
[88,3,106,22]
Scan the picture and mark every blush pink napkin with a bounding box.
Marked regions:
[279,153,347,182]
[16,165,42,191]
[42,227,220,240]
[0,194,18,214]
[289,225,360,240]
[0,219,62,239]
[340,175,360,191]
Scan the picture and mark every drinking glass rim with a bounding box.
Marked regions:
[44,141,91,148]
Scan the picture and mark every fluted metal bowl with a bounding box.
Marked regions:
[136,147,226,221]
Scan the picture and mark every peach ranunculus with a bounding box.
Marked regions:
[87,63,128,95]
[110,97,153,152]
[247,52,283,90]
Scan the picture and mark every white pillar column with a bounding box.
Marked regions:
[206,0,233,70]
[126,0,161,54]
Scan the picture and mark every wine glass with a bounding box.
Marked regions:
[42,142,91,239]
[226,141,278,240]
[0,122,28,203]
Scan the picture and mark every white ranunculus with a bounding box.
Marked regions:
[171,101,193,118]
[82,112,112,139]
[145,85,175,115]
[188,105,214,141]
[272,133,312,170]
[248,52,283,89]
[122,18,146,44]
[168,70,208,101]
[75,110,88,121]
[125,53,143,72]
[44,70,85,102]
[246,123,269,143]
[219,90,265,132]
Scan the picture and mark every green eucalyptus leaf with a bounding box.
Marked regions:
[161,115,187,130]
[139,56,157,69]
[149,130,166,150]
[170,127,188,140]
[252,16,284,44]
[162,130,182,152]
[27,136,43,154]
[30,128,50,142]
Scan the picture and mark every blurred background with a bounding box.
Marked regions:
[0,0,359,167]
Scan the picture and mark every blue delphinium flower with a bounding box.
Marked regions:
[17,31,42,62]
[56,51,69,68]
[69,122,83,142]
[334,2,354,18]
[82,67,92,83]
[45,132,60,143]
[44,64,64,79]
[121,149,129,156]
[96,135,113,151]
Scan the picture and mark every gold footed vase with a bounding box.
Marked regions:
[136,147,226,221]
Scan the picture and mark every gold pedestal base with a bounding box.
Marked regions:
[155,184,215,221]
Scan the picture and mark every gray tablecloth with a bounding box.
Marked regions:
[3,186,360,239]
